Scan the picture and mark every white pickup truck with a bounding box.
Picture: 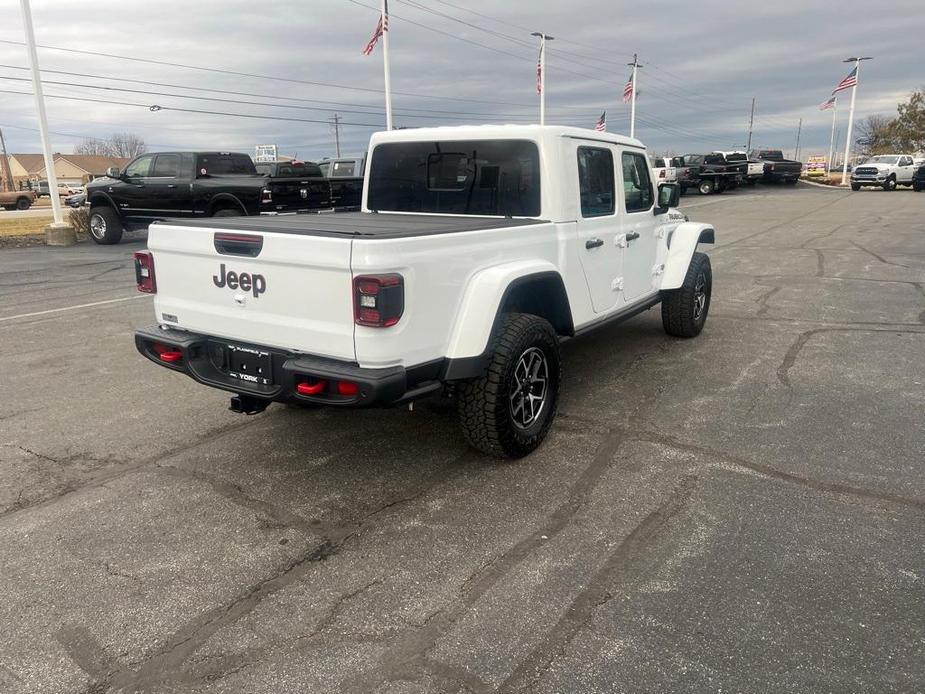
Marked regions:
[133,125,715,458]
[850,154,919,191]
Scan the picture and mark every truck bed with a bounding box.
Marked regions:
[157,212,547,239]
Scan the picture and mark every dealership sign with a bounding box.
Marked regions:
[255,144,278,163]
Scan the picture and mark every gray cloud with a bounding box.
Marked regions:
[1,0,922,161]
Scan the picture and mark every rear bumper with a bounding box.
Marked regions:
[762,170,800,182]
[134,325,443,408]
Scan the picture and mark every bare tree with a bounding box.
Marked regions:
[107,132,147,159]
[856,115,896,157]
[73,137,111,156]
[72,133,147,158]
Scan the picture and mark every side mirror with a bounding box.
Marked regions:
[655,182,680,213]
[106,167,121,178]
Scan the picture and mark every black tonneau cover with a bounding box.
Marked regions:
[156,212,548,239]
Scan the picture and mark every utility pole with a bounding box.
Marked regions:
[19,0,73,243]
[0,126,15,192]
[531,32,554,125]
[794,118,802,161]
[381,0,393,130]
[746,97,756,153]
[331,113,342,158]
[841,56,873,186]
[627,53,643,139]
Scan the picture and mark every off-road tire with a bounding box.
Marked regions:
[456,313,561,459]
[698,180,715,195]
[661,251,712,338]
[15,197,32,210]
[882,176,896,191]
[851,183,861,191]
[88,206,123,245]
[212,208,243,217]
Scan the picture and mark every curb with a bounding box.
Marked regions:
[798,178,849,190]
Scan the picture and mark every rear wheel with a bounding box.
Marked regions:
[88,207,123,245]
[662,252,712,338]
[457,313,561,459]
[698,180,715,195]
[212,208,243,217]
[882,176,896,191]
[746,178,757,186]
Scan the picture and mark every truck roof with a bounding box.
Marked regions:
[368,124,645,150]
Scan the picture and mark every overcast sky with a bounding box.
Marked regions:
[1,0,923,161]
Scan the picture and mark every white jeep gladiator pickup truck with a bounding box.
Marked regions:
[851,154,918,191]
[133,125,715,457]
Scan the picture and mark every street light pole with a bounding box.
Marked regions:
[532,32,554,125]
[841,56,872,186]
[19,0,74,244]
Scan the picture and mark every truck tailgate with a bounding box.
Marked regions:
[147,223,355,360]
[265,177,330,212]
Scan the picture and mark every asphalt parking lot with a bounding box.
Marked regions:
[1,184,923,693]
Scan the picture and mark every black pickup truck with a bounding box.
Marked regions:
[673,153,743,195]
[86,152,274,244]
[749,149,802,184]
[255,160,332,213]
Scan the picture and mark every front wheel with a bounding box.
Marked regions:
[456,313,561,458]
[15,197,32,210]
[698,180,715,195]
[662,252,712,338]
[913,182,923,192]
[882,176,896,191]
[88,207,124,245]
[851,183,861,191]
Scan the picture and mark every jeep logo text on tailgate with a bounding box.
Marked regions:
[213,264,266,298]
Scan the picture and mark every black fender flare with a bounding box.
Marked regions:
[208,194,249,215]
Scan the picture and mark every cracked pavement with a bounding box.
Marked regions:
[0,184,923,693]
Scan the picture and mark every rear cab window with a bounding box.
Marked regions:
[577,146,615,217]
[367,140,540,216]
[196,153,257,177]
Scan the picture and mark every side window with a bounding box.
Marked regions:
[124,155,154,178]
[577,146,615,217]
[152,154,181,178]
[622,152,653,213]
[901,156,912,166]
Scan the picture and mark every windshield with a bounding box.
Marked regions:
[366,140,541,216]
[866,156,900,165]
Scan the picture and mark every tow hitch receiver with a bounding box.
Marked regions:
[229,394,269,415]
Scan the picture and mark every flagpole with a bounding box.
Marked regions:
[627,54,642,139]
[827,97,838,173]
[532,33,553,125]
[381,0,393,130]
[841,56,872,186]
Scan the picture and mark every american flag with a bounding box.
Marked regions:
[622,74,634,103]
[362,0,389,56]
[819,95,837,111]
[832,66,857,94]
[594,111,606,132]
[536,44,543,94]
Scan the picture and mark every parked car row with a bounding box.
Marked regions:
[649,149,802,196]
[85,151,365,244]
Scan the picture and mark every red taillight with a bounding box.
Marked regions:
[134,250,156,293]
[659,169,666,178]
[152,342,182,363]
[337,381,359,396]
[297,380,327,396]
[353,274,404,327]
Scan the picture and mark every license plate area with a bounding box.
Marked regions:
[212,342,274,385]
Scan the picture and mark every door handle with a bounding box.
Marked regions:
[626,232,640,242]
[585,238,604,249]
[167,184,177,188]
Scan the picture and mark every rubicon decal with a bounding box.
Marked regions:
[213,264,266,298]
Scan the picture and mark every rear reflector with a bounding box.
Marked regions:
[134,251,156,293]
[337,381,359,396]
[353,274,404,327]
[152,342,182,363]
